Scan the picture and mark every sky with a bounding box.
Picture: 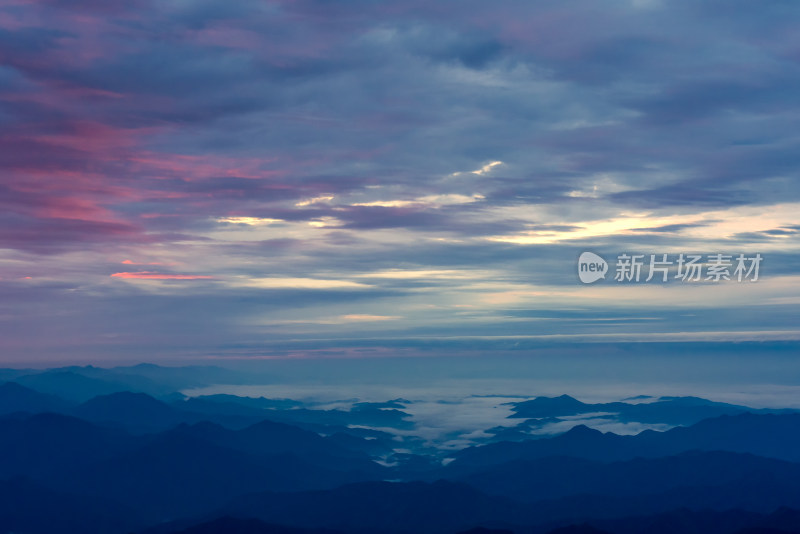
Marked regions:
[0,0,799,367]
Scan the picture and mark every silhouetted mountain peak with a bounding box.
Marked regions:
[561,424,602,438]
[15,371,132,402]
[0,381,68,414]
[510,395,588,418]
[0,382,34,394]
[26,411,104,431]
[129,363,162,369]
[659,395,729,406]
[537,394,584,406]
[83,390,164,405]
[622,395,655,401]
[76,391,173,418]
[71,391,182,433]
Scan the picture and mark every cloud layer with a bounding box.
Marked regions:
[1,0,799,362]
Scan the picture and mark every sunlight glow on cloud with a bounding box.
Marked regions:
[451,161,504,177]
[308,217,344,228]
[229,277,373,290]
[351,194,484,208]
[463,275,800,309]
[471,161,504,175]
[216,217,284,226]
[340,314,401,322]
[295,195,335,207]
[487,202,800,246]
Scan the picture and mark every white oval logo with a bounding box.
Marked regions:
[578,252,608,284]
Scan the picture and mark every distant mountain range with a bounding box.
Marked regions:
[449,412,800,468]
[1,364,799,534]
[509,393,770,423]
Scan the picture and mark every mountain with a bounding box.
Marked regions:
[218,474,800,534]
[0,411,387,523]
[14,371,137,402]
[8,364,257,400]
[65,430,331,520]
[583,506,800,534]
[166,419,383,471]
[0,476,141,534]
[74,391,282,432]
[450,413,800,469]
[494,476,800,527]
[99,363,255,391]
[0,386,799,534]
[174,395,414,437]
[221,480,529,534]
[508,395,793,426]
[448,451,800,503]
[0,368,35,382]
[52,422,387,521]
[73,391,185,433]
[177,394,303,415]
[73,392,394,451]
[449,424,638,468]
[326,429,396,456]
[0,381,70,414]
[508,394,589,418]
[0,412,139,480]
[658,412,800,461]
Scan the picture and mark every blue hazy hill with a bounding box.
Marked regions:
[450,413,800,468]
[0,381,72,414]
[508,394,795,426]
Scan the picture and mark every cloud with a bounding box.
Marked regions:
[356,269,483,280]
[339,314,401,322]
[529,417,672,436]
[350,194,484,208]
[228,277,372,290]
[295,195,335,207]
[110,272,214,280]
[216,216,284,225]
[121,259,174,266]
[1,0,799,362]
